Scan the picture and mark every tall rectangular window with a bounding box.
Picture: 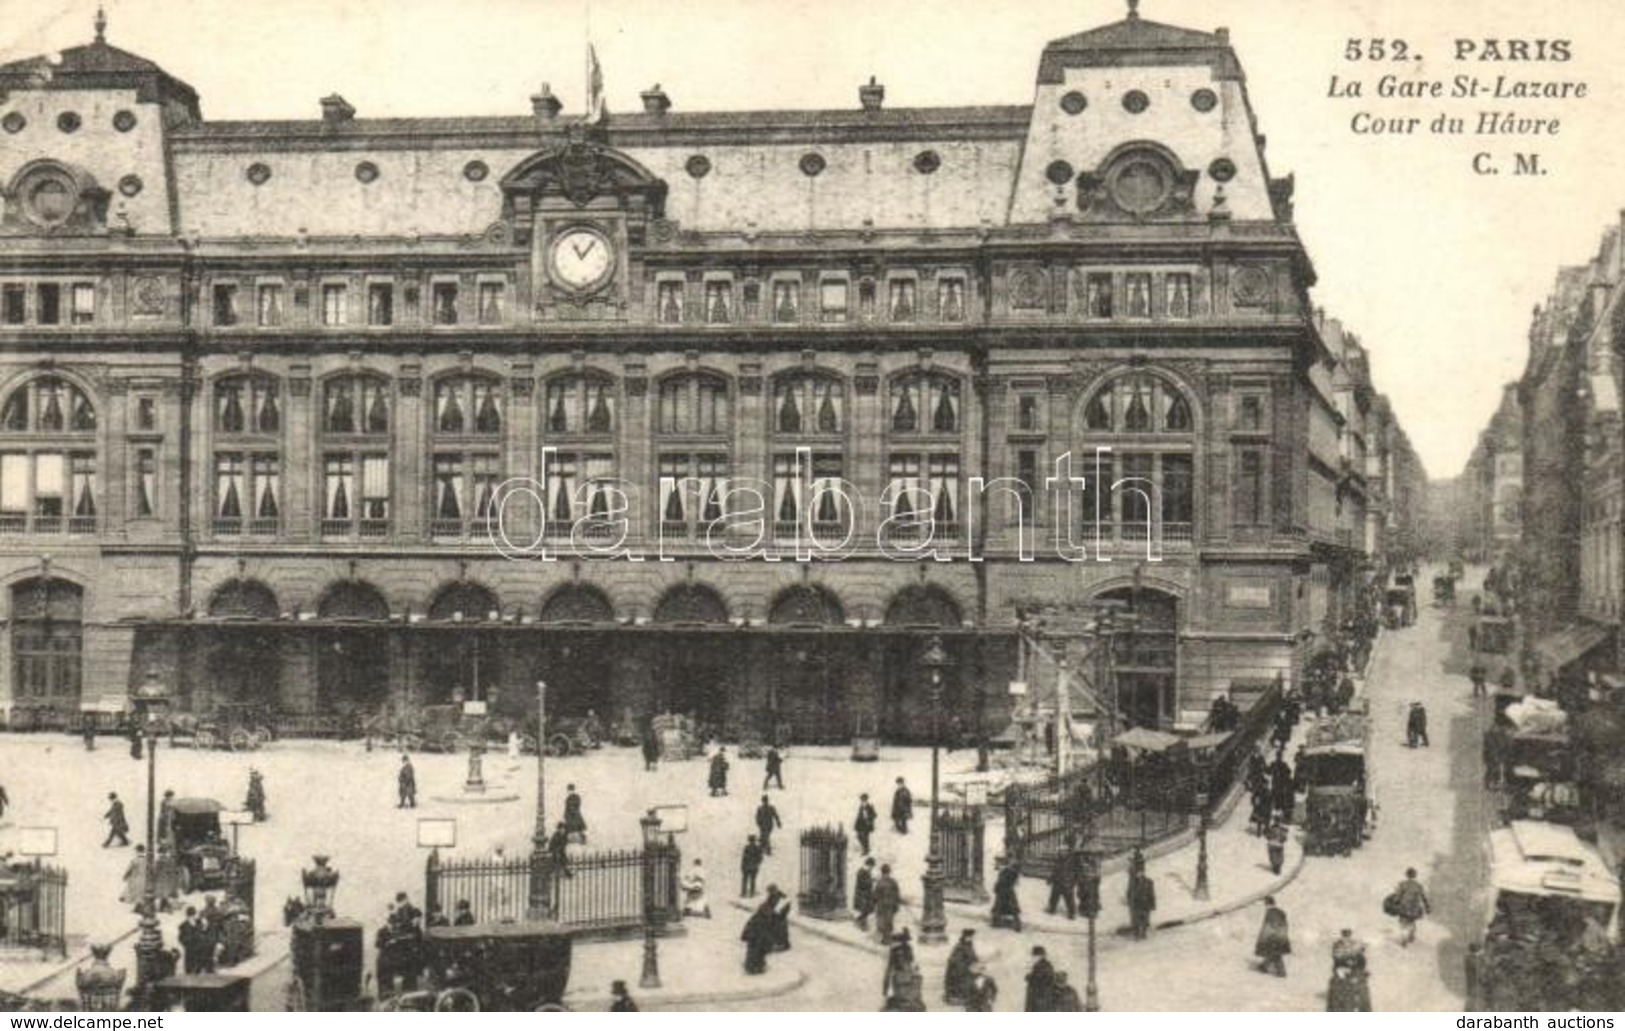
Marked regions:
[135,397,157,432]
[2,286,24,325]
[1016,393,1041,433]
[1085,274,1113,318]
[1237,393,1266,432]
[432,282,459,325]
[1125,273,1152,318]
[858,280,877,320]
[134,448,157,518]
[1236,448,1268,526]
[1167,273,1193,319]
[1015,448,1038,524]
[70,283,95,325]
[657,281,684,324]
[213,284,239,327]
[361,455,390,522]
[477,282,504,325]
[321,284,347,326]
[0,453,26,530]
[939,277,967,322]
[705,281,732,324]
[257,284,284,327]
[323,455,355,521]
[1162,453,1194,532]
[68,453,97,528]
[820,281,849,324]
[772,281,800,324]
[367,283,393,326]
[888,280,917,322]
[402,284,421,323]
[35,284,61,325]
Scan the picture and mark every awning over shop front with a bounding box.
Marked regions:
[1532,623,1614,674]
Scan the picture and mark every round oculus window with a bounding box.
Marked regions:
[799,152,826,177]
[57,111,82,133]
[913,150,941,174]
[1208,158,1237,183]
[1121,90,1151,114]
[118,174,144,198]
[245,162,272,186]
[26,176,76,226]
[1060,91,1088,115]
[1045,160,1075,186]
[1109,159,1171,214]
[355,161,380,184]
[113,109,138,132]
[685,154,712,179]
[1,112,24,134]
[463,160,489,183]
[1191,89,1218,113]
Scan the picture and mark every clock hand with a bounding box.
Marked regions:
[571,239,596,260]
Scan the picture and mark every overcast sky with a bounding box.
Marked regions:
[6,0,1622,478]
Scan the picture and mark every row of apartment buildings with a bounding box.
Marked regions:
[0,4,1427,742]
[1456,213,1625,684]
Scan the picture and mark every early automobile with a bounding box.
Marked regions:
[1476,616,1516,655]
[384,923,574,1012]
[1299,715,1372,856]
[166,798,234,893]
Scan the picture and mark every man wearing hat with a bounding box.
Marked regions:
[944,928,979,1006]
[609,980,638,1011]
[1025,945,1057,1012]
[872,863,901,943]
[739,834,764,898]
[852,856,876,930]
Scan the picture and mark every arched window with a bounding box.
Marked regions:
[212,375,280,537]
[433,374,503,437]
[1078,371,1197,547]
[0,376,98,534]
[10,577,83,706]
[885,372,963,544]
[656,374,731,540]
[889,372,960,435]
[214,376,279,435]
[542,373,618,542]
[321,374,392,540]
[772,373,849,542]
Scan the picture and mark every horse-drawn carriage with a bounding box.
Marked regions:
[1432,574,1457,607]
[162,705,272,752]
[1299,715,1372,856]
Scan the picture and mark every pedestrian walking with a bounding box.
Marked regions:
[1265,820,1289,875]
[891,778,913,833]
[754,795,782,854]
[1050,972,1082,1011]
[991,858,1023,931]
[854,793,878,855]
[1250,788,1273,837]
[641,724,661,771]
[1046,836,1078,919]
[397,755,417,809]
[103,792,130,847]
[741,890,780,975]
[547,821,573,878]
[1270,755,1295,823]
[1386,867,1430,946]
[1254,896,1291,976]
[128,722,143,761]
[179,906,211,974]
[740,834,764,898]
[872,863,901,942]
[563,784,588,844]
[1327,964,1372,1011]
[1332,928,1366,974]
[1482,726,1506,789]
[681,857,711,918]
[762,746,785,790]
[119,845,149,906]
[81,712,96,752]
[1406,702,1430,748]
[1024,945,1056,1012]
[245,769,267,822]
[882,928,915,1000]
[609,979,639,1012]
[944,928,978,1006]
[708,748,730,797]
[1463,941,1484,1010]
[1469,661,1488,698]
[1126,858,1155,940]
[853,856,876,930]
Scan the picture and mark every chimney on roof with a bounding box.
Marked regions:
[1215,27,1230,44]
[859,76,884,112]
[320,94,356,124]
[531,83,562,121]
[640,84,671,116]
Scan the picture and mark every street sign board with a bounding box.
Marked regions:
[17,827,56,857]
[1008,680,1028,696]
[650,804,689,834]
[417,818,457,849]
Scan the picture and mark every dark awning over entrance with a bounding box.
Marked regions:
[1532,623,1614,675]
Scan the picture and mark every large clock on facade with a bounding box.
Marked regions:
[548,227,615,293]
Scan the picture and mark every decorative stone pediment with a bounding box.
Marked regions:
[499,127,668,245]
[1075,142,1199,223]
[0,159,110,236]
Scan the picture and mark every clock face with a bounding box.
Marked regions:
[550,228,614,292]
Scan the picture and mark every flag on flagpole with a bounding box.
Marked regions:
[586,43,606,123]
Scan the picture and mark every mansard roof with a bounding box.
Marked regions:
[0,40,199,118]
[1038,8,1242,83]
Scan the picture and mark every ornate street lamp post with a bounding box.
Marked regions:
[917,634,950,945]
[529,680,550,920]
[1079,848,1102,1012]
[130,670,169,1008]
[639,810,664,989]
[1193,789,1211,901]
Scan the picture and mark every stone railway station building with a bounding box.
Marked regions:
[0,5,1395,743]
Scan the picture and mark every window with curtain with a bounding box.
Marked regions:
[772,281,800,323]
[434,376,503,437]
[1125,273,1153,318]
[545,375,616,436]
[889,373,960,435]
[888,279,917,322]
[658,453,728,537]
[367,283,393,326]
[430,452,498,537]
[885,452,960,541]
[321,283,347,326]
[215,377,280,435]
[657,281,684,324]
[939,277,967,322]
[323,375,389,436]
[545,451,616,537]
[1167,273,1193,319]
[773,451,847,539]
[70,282,95,325]
[657,374,730,436]
[134,448,156,518]
[477,282,505,325]
[774,374,844,436]
[1076,371,1198,547]
[0,377,99,534]
[257,284,284,327]
[705,281,732,324]
[212,452,278,535]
